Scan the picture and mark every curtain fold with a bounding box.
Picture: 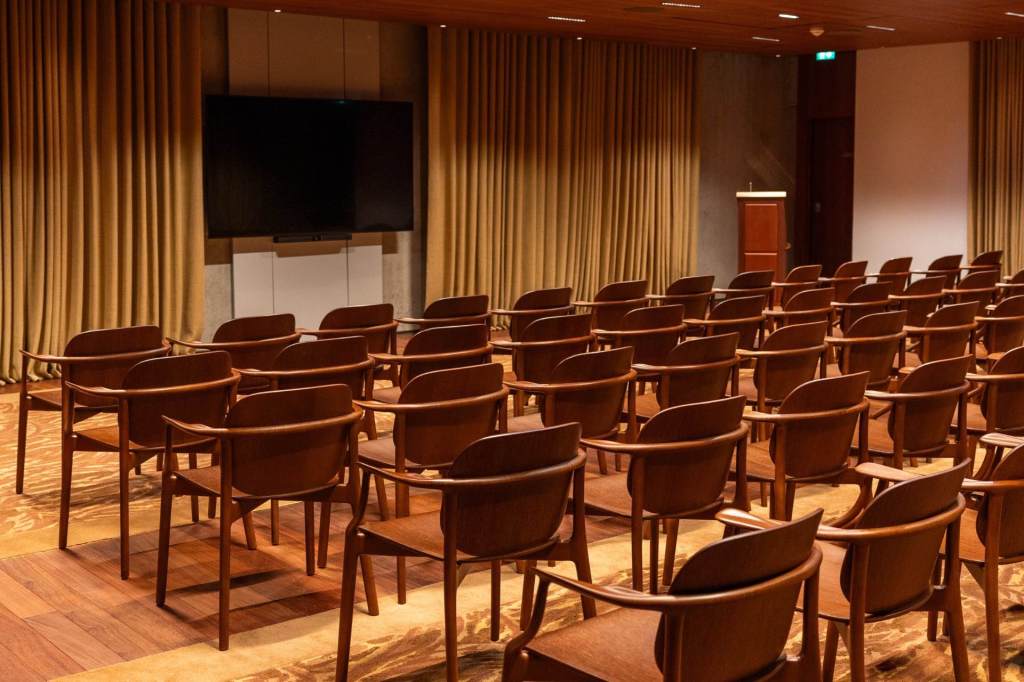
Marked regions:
[971,38,1024,274]
[0,0,203,382]
[427,28,699,307]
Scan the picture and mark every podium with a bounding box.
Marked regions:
[736,191,788,280]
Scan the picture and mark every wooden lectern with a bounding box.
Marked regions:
[737,191,788,280]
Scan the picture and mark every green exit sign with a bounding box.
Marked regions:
[816,51,837,61]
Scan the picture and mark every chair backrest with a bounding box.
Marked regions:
[661,334,740,408]
[927,254,964,288]
[839,310,906,388]
[445,423,582,557]
[628,396,745,514]
[63,325,169,408]
[844,461,968,614]
[977,443,1024,558]
[615,305,686,365]
[918,301,978,363]
[656,510,823,680]
[979,346,1024,433]
[707,295,765,350]
[663,275,715,319]
[982,295,1024,354]
[776,265,823,307]
[834,260,868,278]
[213,314,299,388]
[752,321,828,403]
[270,336,369,395]
[770,372,869,479]
[507,287,573,341]
[591,280,649,330]
[970,249,1003,269]
[894,276,945,326]
[779,287,834,326]
[396,363,505,467]
[875,256,913,293]
[840,282,892,331]
[400,324,490,384]
[951,270,999,307]
[825,261,868,303]
[122,351,237,448]
[318,303,394,354]
[514,313,594,383]
[727,270,774,290]
[224,384,357,498]
[888,355,971,453]
[421,294,490,325]
[544,347,634,438]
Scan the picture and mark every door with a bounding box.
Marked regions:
[808,118,854,275]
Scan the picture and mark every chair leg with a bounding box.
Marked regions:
[784,482,796,521]
[662,518,679,586]
[240,508,257,550]
[374,475,390,520]
[335,539,361,682]
[614,453,623,472]
[271,499,281,545]
[119,462,131,580]
[58,438,73,550]
[360,555,379,616]
[513,390,525,417]
[208,496,217,519]
[649,520,660,594]
[16,398,28,494]
[317,501,332,569]
[596,449,609,475]
[519,560,536,630]
[490,561,501,642]
[822,622,839,682]
[848,618,866,682]
[443,557,460,682]
[218,499,232,651]
[188,453,199,523]
[758,482,768,507]
[983,564,1002,681]
[302,501,315,576]
[947,602,970,681]
[571,542,597,619]
[630,516,644,591]
[155,482,175,606]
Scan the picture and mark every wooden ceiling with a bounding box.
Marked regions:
[193,1,1024,53]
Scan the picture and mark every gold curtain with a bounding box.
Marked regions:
[0,0,203,382]
[426,28,699,307]
[971,38,1024,273]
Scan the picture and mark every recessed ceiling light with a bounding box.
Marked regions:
[661,2,702,7]
[866,24,896,31]
[440,24,447,28]
[1007,11,1024,17]
[753,36,781,42]
[778,13,799,19]
[576,36,583,40]
[548,15,586,22]
[273,8,282,12]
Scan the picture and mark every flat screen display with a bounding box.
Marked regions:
[203,95,413,238]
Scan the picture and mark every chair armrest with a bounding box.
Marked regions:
[715,508,785,531]
[979,433,1024,449]
[530,568,706,611]
[854,462,919,483]
[64,382,124,399]
[962,478,1024,493]
[19,349,67,364]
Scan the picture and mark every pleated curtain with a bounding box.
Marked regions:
[0,0,203,382]
[971,38,1024,273]
[426,28,700,307]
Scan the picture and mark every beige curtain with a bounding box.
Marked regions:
[971,38,1024,273]
[427,28,699,308]
[0,0,203,382]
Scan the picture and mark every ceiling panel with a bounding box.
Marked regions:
[186,0,1024,53]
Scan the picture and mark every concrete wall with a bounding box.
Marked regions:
[698,52,798,285]
[853,43,970,273]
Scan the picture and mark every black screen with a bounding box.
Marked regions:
[203,95,413,238]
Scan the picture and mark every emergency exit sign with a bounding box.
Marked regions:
[816,51,837,61]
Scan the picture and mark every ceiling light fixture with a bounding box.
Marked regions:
[866,24,896,31]
[548,15,586,22]
[1006,11,1024,17]
[440,24,447,28]
[661,2,702,7]
[273,8,282,12]
[752,36,781,42]
[778,13,799,19]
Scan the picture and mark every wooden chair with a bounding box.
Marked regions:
[997,268,1024,300]
[831,282,892,334]
[914,254,963,288]
[741,372,871,521]
[686,294,766,350]
[156,384,376,651]
[337,424,593,682]
[63,351,239,578]
[944,269,999,308]
[888,275,946,327]
[818,260,868,303]
[903,301,979,367]
[772,264,822,308]
[355,363,508,602]
[962,249,1003,277]
[719,460,971,682]
[17,325,169,494]
[826,310,907,389]
[712,269,774,302]
[395,294,491,332]
[489,287,573,342]
[602,304,686,367]
[169,314,300,393]
[765,287,834,329]
[860,355,972,469]
[368,324,491,404]
[298,303,398,381]
[646,275,715,319]
[505,347,637,475]
[573,279,649,336]
[869,256,913,293]
[976,295,1024,364]
[579,396,749,592]
[959,347,1024,478]
[490,313,595,416]
[503,509,824,682]
[632,333,740,421]
[736,322,829,437]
